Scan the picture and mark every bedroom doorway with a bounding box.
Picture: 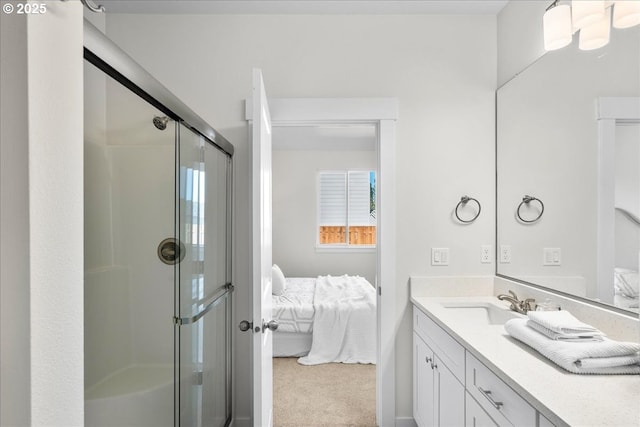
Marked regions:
[271,123,378,426]
[247,96,398,427]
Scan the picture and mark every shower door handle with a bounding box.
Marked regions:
[174,284,232,326]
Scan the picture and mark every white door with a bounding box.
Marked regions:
[251,68,275,427]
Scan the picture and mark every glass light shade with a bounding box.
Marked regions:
[613,1,640,28]
[544,4,573,51]
[579,7,611,50]
[572,0,606,30]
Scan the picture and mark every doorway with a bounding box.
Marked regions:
[247,96,398,426]
[271,123,378,425]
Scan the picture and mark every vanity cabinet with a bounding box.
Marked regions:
[413,306,549,427]
[413,309,465,427]
[413,334,465,427]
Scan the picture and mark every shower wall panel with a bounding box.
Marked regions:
[110,145,174,365]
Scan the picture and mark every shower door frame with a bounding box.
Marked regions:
[83,19,234,427]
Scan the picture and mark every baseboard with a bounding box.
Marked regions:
[395,416,418,427]
[230,417,250,427]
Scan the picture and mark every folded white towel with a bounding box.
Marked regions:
[526,320,605,342]
[504,318,640,374]
[527,310,601,335]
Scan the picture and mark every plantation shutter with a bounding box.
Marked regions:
[319,172,347,226]
[348,171,372,226]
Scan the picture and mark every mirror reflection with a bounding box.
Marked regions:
[496,26,640,314]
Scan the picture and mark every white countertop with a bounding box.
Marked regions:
[411,295,640,427]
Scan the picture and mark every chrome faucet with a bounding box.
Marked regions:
[497,290,535,314]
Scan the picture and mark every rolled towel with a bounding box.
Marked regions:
[527,310,602,335]
[504,318,640,375]
[526,320,605,342]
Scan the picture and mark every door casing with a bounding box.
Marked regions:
[246,97,398,426]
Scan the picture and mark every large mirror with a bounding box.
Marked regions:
[497,26,640,314]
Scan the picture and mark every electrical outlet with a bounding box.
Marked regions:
[431,248,450,266]
[500,245,511,263]
[481,245,492,263]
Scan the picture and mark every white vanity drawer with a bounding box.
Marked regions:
[466,352,536,427]
[466,391,498,427]
[414,307,465,383]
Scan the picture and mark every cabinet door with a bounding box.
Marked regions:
[435,355,465,427]
[414,334,436,427]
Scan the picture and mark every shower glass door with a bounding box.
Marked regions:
[175,122,232,427]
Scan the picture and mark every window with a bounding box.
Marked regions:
[318,170,376,247]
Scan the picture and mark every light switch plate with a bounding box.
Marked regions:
[431,248,450,266]
[543,248,561,266]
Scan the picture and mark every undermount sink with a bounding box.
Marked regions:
[440,302,522,325]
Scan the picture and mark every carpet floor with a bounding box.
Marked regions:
[273,357,377,427]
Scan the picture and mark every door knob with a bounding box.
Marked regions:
[238,320,253,332]
[262,320,279,332]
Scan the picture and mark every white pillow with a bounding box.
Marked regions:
[272,264,286,296]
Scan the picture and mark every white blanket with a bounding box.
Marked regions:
[298,275,376,365]
[505,318,640,375]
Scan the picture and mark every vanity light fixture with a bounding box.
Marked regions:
[543,0,640,52]
[544,2,573,50]
[579,6,612,50]
[613,0,640,28]
[572,0,606,30]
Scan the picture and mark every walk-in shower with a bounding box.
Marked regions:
[83,21,233,427]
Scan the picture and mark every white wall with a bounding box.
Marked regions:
[27,3,85,424]
[0,2,84,425]
[272,149,377,284]
[105,13,497,421]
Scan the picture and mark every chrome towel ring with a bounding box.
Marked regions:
[517,195,544,223]
[455,196,481,223]
[60,0,105,13]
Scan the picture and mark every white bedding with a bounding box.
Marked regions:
[272,277,316,333]
[298,275,376,365]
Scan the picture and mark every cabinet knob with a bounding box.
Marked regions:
[425,356,432,364]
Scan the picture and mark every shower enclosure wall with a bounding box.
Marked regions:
[83,22,233,427]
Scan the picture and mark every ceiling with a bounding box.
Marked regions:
[102,0,509,15]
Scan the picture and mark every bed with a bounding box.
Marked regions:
[614,268,639,313]
[272,273,376,365]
